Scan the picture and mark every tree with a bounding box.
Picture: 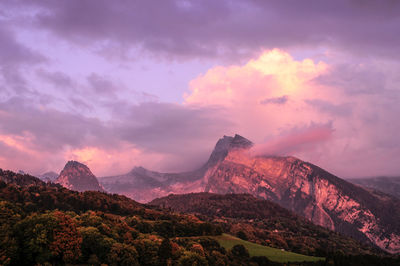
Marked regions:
[14,212,58,264]
[177,251,208,266]
[134,238,160,265]
[236,231,248,241]
[49,211,82,263]
[80,226,114,263]
[158,238,172,265]
[230,244,249,258]
[0,201,20,265]
[107,242,139,266]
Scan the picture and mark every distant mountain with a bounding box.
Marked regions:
[348,176,400,199]
[37,171,59,182]
[55,161,104,192]
[101,134,400,253]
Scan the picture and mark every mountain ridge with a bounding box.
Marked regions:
[99,134,400,253]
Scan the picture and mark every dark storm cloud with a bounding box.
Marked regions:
[111,102,232,154]
[4,0,396,60]
[87,73,119,97]
[260,95,289,105]
[0,23,46,95]
[36,69,74,88]
[0,97,231,159]
[0,97,111,151]
[304,99,352,117]
[315,63,388,95]
[0,25,45,66]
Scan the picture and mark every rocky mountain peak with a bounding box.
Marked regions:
[55,160,104,192]
[231,134,253,149]
[206,134,253,167]
[64,160,88,170]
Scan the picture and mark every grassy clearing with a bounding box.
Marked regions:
[212,234,325,263]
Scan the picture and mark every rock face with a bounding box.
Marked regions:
[100,134,400,253]
[55,161,104,192]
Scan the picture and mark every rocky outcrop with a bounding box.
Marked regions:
[55,161,104,192]
[204,149,400,253]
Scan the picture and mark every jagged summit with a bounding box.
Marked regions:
[215,134,253,151]
[55,160,104,192]
[206,134,253,167]
[230,134,253,148]
[64,160,88,169]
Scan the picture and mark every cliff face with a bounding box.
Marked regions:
[204,148,400,253]
[99,134,400,253]
[55,161,104,192]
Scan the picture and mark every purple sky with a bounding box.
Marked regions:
[0,0,399,177]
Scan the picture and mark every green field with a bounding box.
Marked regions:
[212,234,325,263]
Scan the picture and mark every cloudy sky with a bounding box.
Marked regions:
[1,0,399,177]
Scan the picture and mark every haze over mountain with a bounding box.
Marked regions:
[100,134,400,253]
[37,171,59,182]
[348,176,400,199]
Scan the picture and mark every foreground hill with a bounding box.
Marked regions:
[0,169,245,265]
[150,193,380,256]
[348,176,400,199]
[101,134,400,253]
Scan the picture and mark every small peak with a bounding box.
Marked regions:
[130,166,147,173]
[39,171,59,182]
[64,160,88,169]
[231,134,253,149]
[206,134,253,167]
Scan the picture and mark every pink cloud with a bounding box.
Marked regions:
[184,49,400,177]
[251,123,334,156]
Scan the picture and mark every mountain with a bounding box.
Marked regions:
[348,176,400,199]
[37,171,59,182]
[101,134,400,253]
[100,135,253,202]
[3,168,399,266]
[150,193,380,256]
[55,160,104,192]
